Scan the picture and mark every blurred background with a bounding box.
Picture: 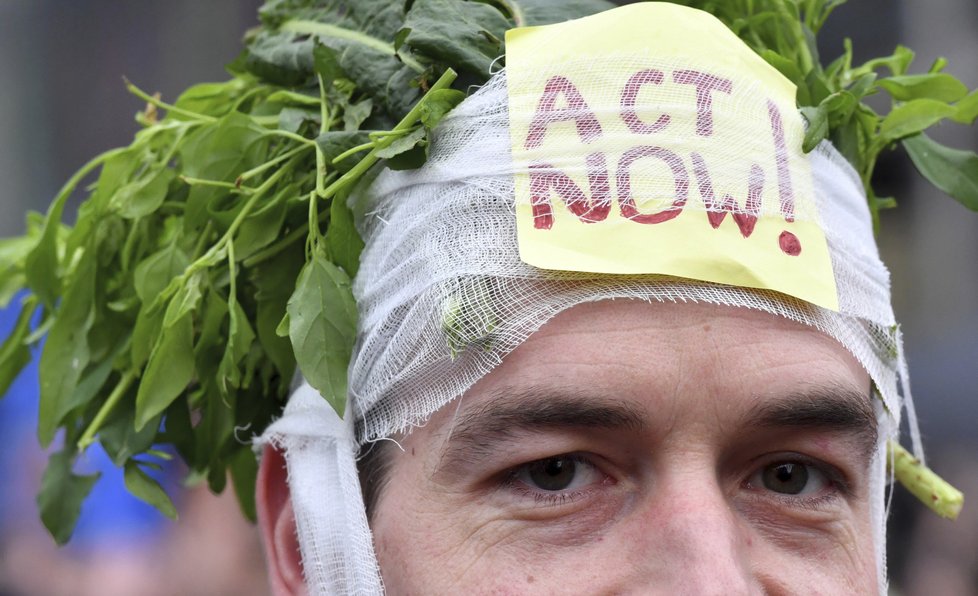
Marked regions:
[0,1,975,594]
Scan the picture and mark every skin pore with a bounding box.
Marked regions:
[367,300,880,595]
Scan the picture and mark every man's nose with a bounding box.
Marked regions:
[629,475,758,595]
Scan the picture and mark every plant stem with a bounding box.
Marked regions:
[180,176,251,192]
[124,78,216,123]
[77,370,137,451]
[331,140,376,164]
[192,222,215,261]
[888,440,964,520]
[316,75,330,198]
[264,129,318,147]
[237,144,312,183]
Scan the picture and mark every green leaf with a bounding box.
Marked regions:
[504,0,615,26]
[132,302,165,369]
[38,449,100,545]
[114,167,177,220]
[38,253,96,446]
[88,149,141,211]
[326,194,364,278]
[228,447,258,522]
[218,300,256,394]
[193,384,234,493]
[403,0,510,75]
[24,197,68,310]
[64,342,126,416]
[29,146,129,311]
[162,272,204,329]
[313,42,347,83]
[879,99,957,144]
[805,68,832,105]
[194,288,231,382]
[244,31,314,87]
[801,105,828,152]
[134,244,189,304]
[99,393,160,466]
[375,126,426,159]
[847,72,877,99]
[234,183,292,262]
[135,311,195,431]
[0,300,35,397]
[160,397,195,464]
[419,89,465,129]
[252,0,419,118]
[384,144,428,170]
[124,461,177,519]
[0,272,25,311]
[761,49,811,106]
[343,98,374,132]
[173,80,247,119]
[856,44,915,77]
[822,91,859,122]
[253,243,303,383]
[952,90,978,125]
[275,312,290,337]
[878,73,969,103]
[903,134,978,210]
[0,232,37,308]
[278,107,320,134]
[287,252,357,415]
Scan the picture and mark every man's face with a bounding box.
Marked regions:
[371,300,879,594]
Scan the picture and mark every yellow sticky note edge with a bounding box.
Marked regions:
[506,3,839,312]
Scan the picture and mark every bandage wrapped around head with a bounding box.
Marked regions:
[258,4,914,594]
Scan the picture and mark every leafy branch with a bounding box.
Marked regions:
[679,0,978,228]
[0,0,616,545]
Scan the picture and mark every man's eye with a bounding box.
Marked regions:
[514,455,600,492]
[751,461,830,496]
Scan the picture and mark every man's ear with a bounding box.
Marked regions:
[257,444,307,595]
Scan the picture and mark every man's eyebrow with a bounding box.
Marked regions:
[744,385,879,462]
[436,388,646,471]
[434,384,879,475]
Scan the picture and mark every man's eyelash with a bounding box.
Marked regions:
[500,453,604,507]
[504,481,593,507]
[743,454,854,508]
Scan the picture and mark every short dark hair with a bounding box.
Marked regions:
[358,440,393,521]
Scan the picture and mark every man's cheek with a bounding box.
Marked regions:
[745,510,877,593]
[373,505,538,594]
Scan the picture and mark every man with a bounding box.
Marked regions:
[254,4,915,594]
[261,301,880,593]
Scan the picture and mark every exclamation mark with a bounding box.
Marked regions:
[768,100,802,256]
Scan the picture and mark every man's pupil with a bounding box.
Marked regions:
[529,457,576,491]
[764,462,809,495]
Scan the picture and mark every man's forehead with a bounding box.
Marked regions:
[426,299,875,445]
[489,298,855,368]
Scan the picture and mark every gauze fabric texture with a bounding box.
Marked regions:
[258,64,912,595]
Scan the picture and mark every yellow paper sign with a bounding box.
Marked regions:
[506,3,838,311]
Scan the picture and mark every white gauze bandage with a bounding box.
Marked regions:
[260,5,915,594]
